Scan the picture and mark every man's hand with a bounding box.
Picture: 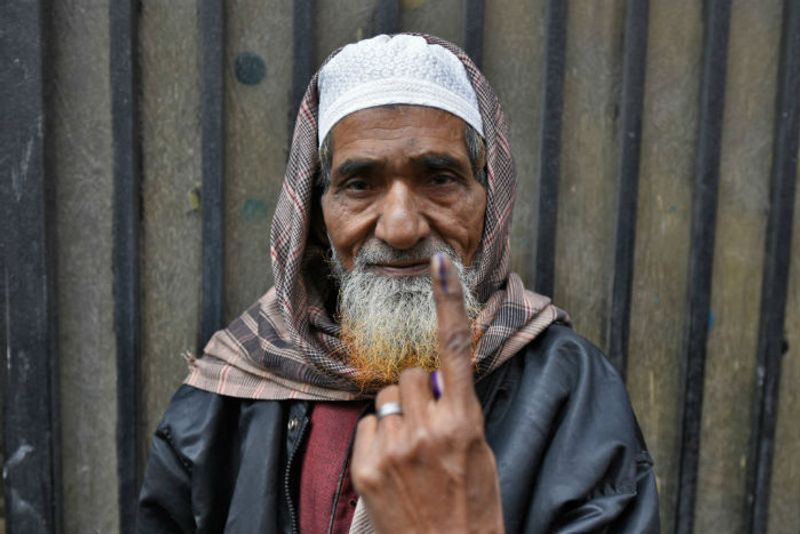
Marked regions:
[351,254,505,534]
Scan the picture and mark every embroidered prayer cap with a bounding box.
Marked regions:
[317,33,484,147]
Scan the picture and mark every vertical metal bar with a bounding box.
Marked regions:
[290,0,314,141]
[199,0,226,347]
[607,0,649,378]
[0,216,5,529]
[110,0,141,531]
[534,0,568,297]
[463,0,485,68]
[0,1,63,532]
[745,1,800,532]
[675,1,732,532]
[375,0,401,35]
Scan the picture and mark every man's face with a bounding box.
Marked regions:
[321,105,487,273]
[320,105,487,386]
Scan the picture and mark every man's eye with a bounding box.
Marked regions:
[344,179,370,191]
[430,174,456,186]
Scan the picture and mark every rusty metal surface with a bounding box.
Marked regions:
[626,1,703,531]
[225,0,293,318]
[695,1,781,532]
[55,1,121,533]
[138,0,203,478]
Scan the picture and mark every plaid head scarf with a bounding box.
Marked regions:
[185,34,568,401]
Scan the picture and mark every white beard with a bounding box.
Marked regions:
[330,237,480,386]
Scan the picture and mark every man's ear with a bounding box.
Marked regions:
[309,182,330,248]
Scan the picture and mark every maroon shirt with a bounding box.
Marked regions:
[298,401,367,534]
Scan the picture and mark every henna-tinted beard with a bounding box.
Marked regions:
[330,238,480,389]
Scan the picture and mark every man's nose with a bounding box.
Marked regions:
[374,182,430,250]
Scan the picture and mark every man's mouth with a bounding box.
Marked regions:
[368,260,430,277]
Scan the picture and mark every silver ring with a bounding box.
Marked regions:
[376,401,403,420]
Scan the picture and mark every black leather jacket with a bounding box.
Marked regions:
[137,325,660,533]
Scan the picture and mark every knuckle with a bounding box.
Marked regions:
[433,419,460,443]
[440,288,464,304]
[443,330,471,354]
[351,463,381,493]
[399,367,427,385]
[438,278,464,298]
[382,442,411,467]
[408,426,433,452]
[435,417,484,448]
[465,422,486,443]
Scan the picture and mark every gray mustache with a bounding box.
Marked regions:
[354,238,458,269]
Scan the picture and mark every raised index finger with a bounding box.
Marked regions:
[431,253,478,403]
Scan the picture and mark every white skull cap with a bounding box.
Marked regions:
[317,34,484,147]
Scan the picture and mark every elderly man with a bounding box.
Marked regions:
[137,34,659,534]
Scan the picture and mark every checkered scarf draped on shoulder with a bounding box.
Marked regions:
[185,34,568,400]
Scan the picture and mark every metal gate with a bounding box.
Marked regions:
[1,1,798,533]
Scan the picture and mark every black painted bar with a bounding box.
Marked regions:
[109,0,141,532]
[674,1,732,533]
[199,0,226,347]
[745,1,800,532]
[533,0,568,297]
[0,1,63,533]
[463,0,485,68]
[607,0,649,378]
[290,0,314,141]
[375,0,400,35]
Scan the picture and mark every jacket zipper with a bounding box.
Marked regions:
[325,423,359,534]
[285,410,308,534]
[325,448,350,534]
